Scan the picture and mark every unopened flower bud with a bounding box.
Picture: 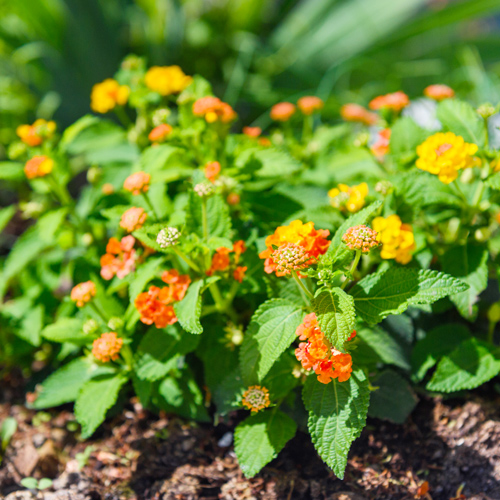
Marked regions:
[82,233,93,246]
[152,108,171,127]
[353,132,369,148]
[477,103,496,119]
[107,317,124,331]
[475,227,490,242]
[271,243,316,274]
[375,180,393,196]
[87,166,102,184]
[157,227,181,248]
[488,303,500,323]
[342,225,380,253]
[83,318,99,335]
[194,182,215,197]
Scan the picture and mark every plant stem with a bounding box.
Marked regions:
[120,344,134,370]
[201,197,208,241]
[302,115,313,142]
[472,179,485,208]
[142,192,159,221]
[89,301,109,324]
[114,106,132,128]
[488,320,497,344]
[341,250,362,290]
[173,247,201,273]
[291,271,314,301]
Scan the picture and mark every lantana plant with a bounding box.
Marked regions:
[5,57,500,480]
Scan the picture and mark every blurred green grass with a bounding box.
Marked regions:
[1,0,500,155]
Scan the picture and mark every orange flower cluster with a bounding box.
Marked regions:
[145,65,192,95]
[120,207,147,232]
[123,171,150,195]
[424,84,454,101]
[369,91,409,112]
[91,79,130,114]
[227,193,240,205]
[371,128,391,158]
[92,332,123,363]
[342,225,380,253]
[270,102,296,121]
[295,313,353,384]
[100,235,137,280]
[206,241,247,283]
[148,123,172,143]
[192,96,237,124]
[204,161,221,183]
[271,243,316,275]
[243,126,261,137]
[134,269,191,328]
[259,220,330,277]
[297,96,324,115]
[70,281,96,307]
[340,103,378,125]
[17,119,56,147]
[242,386,271,413]
[24,156,54,179]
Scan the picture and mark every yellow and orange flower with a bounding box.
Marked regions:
[206,247,232,276]
[233,266,247,283]
[144,66,192,96]
[369,91,409,112]
[123,171,151,195]
[92,332,123,362]
[192,96,237,124]
[120,207,147,232]
[371,128,391,158]
[204,161,221,183]
[17,119,56,147]
[91,79,130,114]
[424,84,454,101]
[243,126,261,137]
[270,102,296,122]
[148,123,172,143]
[328,182,368,213]
[295,313,353,384]
[242,386,271,413]
[372,215,416,264]
[70,281,96,307]
[297,96,324,115]
[24,155,54,179]
[100,235,137,280]
[259,220,330,276]
[340,103,378,125]
[416,132,479,184]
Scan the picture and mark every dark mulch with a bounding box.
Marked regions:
[1,370,499,500]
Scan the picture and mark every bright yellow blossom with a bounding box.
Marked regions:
[17,119,56,147]
[372,215,416,265]
[328,183,368,213]
[416,132,479,184]
[91,79,130,113]
[144,66,192,95]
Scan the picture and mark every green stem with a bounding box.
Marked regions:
[142,192,159,221]
[302,115,313,142]
[89,301,109,324]
[201,197,209,241]
[488,321,496,344]
[173,247,201,273]
[291,271,314,301]
[452,180,468,205]
[120,344,134,370]
[209,282,239,323]
[341,250,362,290]
[114,105,132,128]
[472,180,485,208]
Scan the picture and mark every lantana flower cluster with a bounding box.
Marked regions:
[372,215,416,264]
[100,236,138,280]
[328,183,368,213]
[206,240,247,283]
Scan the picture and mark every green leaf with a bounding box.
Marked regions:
[174,279,205,334]
[41,318,86,344]
[20,478,38,490]
[236,147,302,178]
[368,370,417,424]
[325,201,382,267]
[313,287,355,349]
[37,478,53,490]
[411,323,471,381]
[390,117,428,157]
[17,305,44,346]
[1,417,17,452]
[135,326,199,381]
[486,173,500,191]
[0,162,24,181]
[185,193,232,240]
[0,205,16,233]
[427,338,500,393]
[351,267,469,325]
[234,410,297,478]
[303,370,370,479]
[127,257,164,304]
[33,357,96,409]
[240,298,304,382]
[437,99,486,147]
[441,245,488,321]
[75,373,128,438]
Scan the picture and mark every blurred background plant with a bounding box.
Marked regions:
[1,0,500,152]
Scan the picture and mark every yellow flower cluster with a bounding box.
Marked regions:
[145,66,192,96]
[372,215,416,264]
[328,183,368,213]
[91,79,130,113]
[416,132,479,184]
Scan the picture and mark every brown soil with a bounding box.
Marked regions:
[1,372,500,500]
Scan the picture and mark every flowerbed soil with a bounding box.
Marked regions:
[1,371,500,500]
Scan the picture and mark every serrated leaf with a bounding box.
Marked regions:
[437,99,486,147]
[33,357,96,409]
[427,338,500,393]
[351,268,468,325]
[234,410,297,478]
[174,279,204,334]
[135,326,199,381]
[313,288,355,349]
[303,370,369,479]
[411,323,471,381]
[41,318,86,344]
[390,116,428,157]
[17,305,44,346]
[240,298,304,383]
[185,193,231,240]
[325,201,382,267]
[368,370,417,424]
[441,245,488,321]
[75,373,128,438]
